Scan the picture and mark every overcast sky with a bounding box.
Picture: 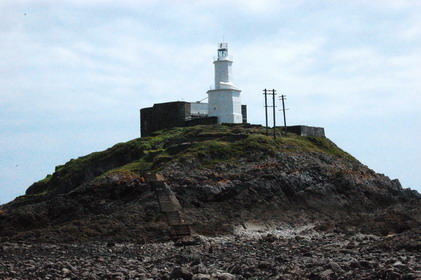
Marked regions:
[1,0,420,204]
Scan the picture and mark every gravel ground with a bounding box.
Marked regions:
[1,225,420,280]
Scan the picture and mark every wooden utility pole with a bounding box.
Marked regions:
[272,89,276,139]
[264,89,268,135]
[263,89,277,139]
[280,95,287,136]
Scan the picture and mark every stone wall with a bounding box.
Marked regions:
[185,117,218,127]
[287,125,325,137]
[141,102,190,137]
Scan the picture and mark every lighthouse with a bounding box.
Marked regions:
[207,43,242,124]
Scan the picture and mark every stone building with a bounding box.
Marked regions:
[140,101,247,137]
[140,101,217,137]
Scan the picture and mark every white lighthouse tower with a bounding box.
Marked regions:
[207,43,242,124]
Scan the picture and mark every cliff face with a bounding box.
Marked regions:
[0,125,419,243]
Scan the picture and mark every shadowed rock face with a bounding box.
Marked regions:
[0,125,419,243]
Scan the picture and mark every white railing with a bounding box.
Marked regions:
[213,55,233,61]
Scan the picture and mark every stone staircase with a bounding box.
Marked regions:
[147,173,192,239]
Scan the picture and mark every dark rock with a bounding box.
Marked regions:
[212,272,236,280]
[192,274,211,280]
[261,234,277,243]
[191,263,208,274]
[328,262,343,274]
[170,266,193,280]
[320,269,334,278]
[174,236,202,247]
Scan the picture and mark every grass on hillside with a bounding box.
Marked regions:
[23,124,355,198]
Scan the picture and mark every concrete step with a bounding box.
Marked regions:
[164,210,182,225]
[158,195,176,203]
[156,189,173,196]
[150,180,167,191]
[171,224,191,237]
[157,192,181,211]
[158,196,180,211]
[159,201,178,212]
[150,175,191,238]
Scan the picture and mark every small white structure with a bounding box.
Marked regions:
[190,102,208,117]
[207,43,242,124]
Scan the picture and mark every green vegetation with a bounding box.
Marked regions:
[278,133,356,161]
[26,124,356,197]
[38,174,53,185]
[103,160,152,177]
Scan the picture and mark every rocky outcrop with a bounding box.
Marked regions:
[0,125,419,244]
[0,173,171,243]
[25,139,149,196]
[0,124,420,278]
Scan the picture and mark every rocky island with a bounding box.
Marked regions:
[1,125,420,279]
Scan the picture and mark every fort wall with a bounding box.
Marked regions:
[286,125,325,137]
[140,102,190,137]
